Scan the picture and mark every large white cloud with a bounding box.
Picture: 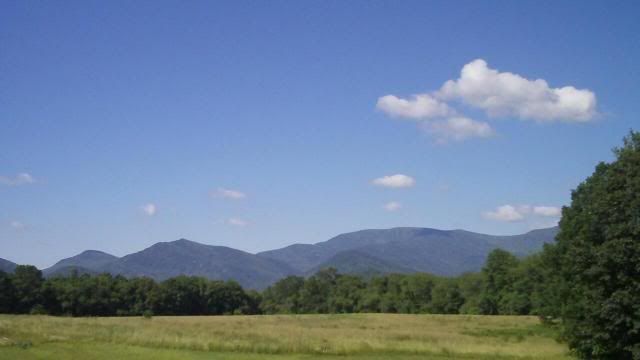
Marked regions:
[376,59,597,142]
[483,204,562,222]
[372,174,415,188]
[212,187,247,200]
[438,59,597,122]
[0,173,36,186]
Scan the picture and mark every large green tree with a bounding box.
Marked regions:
[479,248,519,315]
[548,131,640,359]
[0,271,15,313]
[11,265,44,313]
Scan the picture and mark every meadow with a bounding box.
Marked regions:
[0,314,572,359]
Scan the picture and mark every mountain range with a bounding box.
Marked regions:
[2,226,558,289]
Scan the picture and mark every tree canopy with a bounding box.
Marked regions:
[546,130,640,359]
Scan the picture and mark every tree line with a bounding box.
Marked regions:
[0,247,552,318]
[260,249,551,316]
[0,268,261,316]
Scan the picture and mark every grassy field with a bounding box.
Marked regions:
[0,314,572,359]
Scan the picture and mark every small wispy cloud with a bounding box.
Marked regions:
[9,220,26,230]
[383,201,402,212]
[436,183,451,193]
[532,206,562,217]
[422,117,494,144]
[377,94,453,119]
[227,217,249,227]
[141,203,157,216]
[483,205,526,222]
[372,174,415,188]
[212,187,247,200]
[483,204,562,222]
[0,173,36,186]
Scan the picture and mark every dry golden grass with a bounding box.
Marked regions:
[0,314,573,359]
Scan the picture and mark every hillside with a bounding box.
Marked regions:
[46,265,99,278]
[100,239,296,289]
[259,227,558,276]
[44,250,119,277]
[0,258,17,273]
[307,250,413,277]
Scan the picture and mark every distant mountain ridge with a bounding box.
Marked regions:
[0,258,17,273]
[44,250,119,277]
[14,226,558,289]
[258,227,558,276]
[99,239,296,290]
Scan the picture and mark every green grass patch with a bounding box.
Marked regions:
[0,314,573,359]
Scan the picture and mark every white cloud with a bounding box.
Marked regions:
[213,188,247,200]
[422,117,494,143]
[10,221,25,230]
[438,59,597,122]
[483,205,526,222]
[227,217,249,227]
[533,206,562,217]
[376,59,597,142]
[372,174,415,188]
[483,204,562,222]
[141,203,157,216]
[0,173,36,186]
[377,94,452,119]
[383,201,402,212]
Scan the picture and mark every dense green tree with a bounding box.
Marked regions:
[429,279,464,314]
[357,276,386,313]
[241,290,262,315]
[205,280,248,315]
[457,272,484,314]
[261,275,305,314]
[151,276,208,315]
[116,277,157,315]
[11,265,44,313]
[544,131,640,359]
[479,249,519,315]
[329,275,365,313]
[498,255,544,315]
[401,273,436,313]
[0,271,15,313]
[299,268,338,313]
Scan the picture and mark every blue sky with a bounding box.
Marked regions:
[1,1,639,268]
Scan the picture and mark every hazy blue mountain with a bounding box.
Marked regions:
[259,227,558,276]
[0,258,17,273]
[484,226,559,256]
[257,243,334,273]
[307,250,413,277]
[40,226,558,289]
[100,239,296,289]
[44,250,119,277]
